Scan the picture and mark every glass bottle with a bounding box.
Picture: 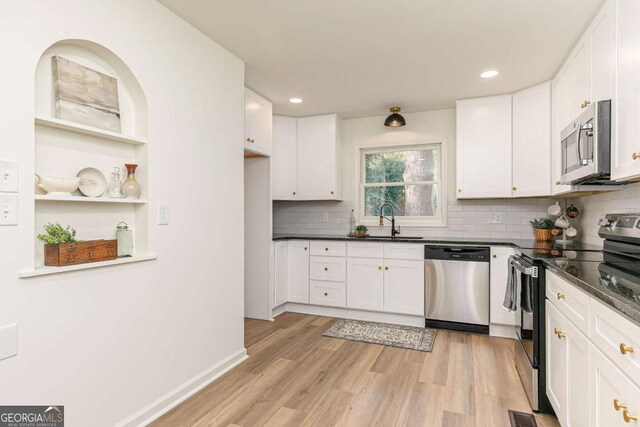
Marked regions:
[116,222,133,257]
[349,209,356,235]
[107,167,124,198]
[122,164,141,199]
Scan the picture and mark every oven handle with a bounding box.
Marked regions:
[510,257,538,277]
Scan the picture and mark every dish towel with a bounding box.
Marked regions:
[503,255,519,312]
[521,273,533,314]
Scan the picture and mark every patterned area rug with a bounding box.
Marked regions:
[323,318,437,352]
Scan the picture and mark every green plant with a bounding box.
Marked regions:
[37,223,78,244]
[529,218,554,230]
[355,225,368,232]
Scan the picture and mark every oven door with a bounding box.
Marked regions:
[561,108,597,184]
[511,256,538,368]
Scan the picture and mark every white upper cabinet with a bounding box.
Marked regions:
[612,0,640,181]
[572,34,592,117]
[244,87,272,156]
[271,114,343,201]
[456,95,512,199]
[591,1,613,103]
[272,115,297,199]
[512,82,551,197]
[560,61,575,130]
[296,114,343,200]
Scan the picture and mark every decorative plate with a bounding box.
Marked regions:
[77,167,107,197]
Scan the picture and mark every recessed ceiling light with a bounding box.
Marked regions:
[289,97,303,104]
[481,70,499,78]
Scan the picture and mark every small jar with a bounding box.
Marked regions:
[116,222,133,257]
[122,164,141,199]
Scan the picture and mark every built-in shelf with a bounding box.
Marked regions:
[35,195,147,204]
[35,115,147,145]
[19,254,157,278]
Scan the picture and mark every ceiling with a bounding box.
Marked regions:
[158,0,605,119]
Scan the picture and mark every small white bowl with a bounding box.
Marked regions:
[547,202,562,217]
[35,174,80,196]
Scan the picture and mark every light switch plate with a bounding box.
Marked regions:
[322,212,329,223]
[490,212,503,224]
[0,193,18,225]
[158,203,170,225]
[0,323,17,361]
[0,160,18,193]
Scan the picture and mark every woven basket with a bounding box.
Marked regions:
[534,228,553,242]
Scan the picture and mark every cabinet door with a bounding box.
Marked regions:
[244,88,273,156]
[288,241,309,303]
[612,0,640,181]
[551,76,573,195]
[546,301,567,421]
[489,247,516,326]
[512,82,551,197]
[296,115,339,200]
[591,1,613,103]
[456,96,512,198]
[383,259,424,315]
[565,318,590,427]
[561,61,575,130]
[590,344,640,427]
[346,258,384,311]
[573,35,592,117]
[274,241,288,307]
[272,115,297,200]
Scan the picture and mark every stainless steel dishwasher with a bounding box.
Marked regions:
[424,245,490,333]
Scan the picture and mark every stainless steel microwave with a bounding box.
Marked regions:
[561,100,611,185]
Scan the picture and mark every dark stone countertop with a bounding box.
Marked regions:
[273,234,640,326]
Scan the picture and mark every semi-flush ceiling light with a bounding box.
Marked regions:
[289,97,303,104]
[481,70,499,78]
[384,107,406,127]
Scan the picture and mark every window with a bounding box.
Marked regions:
[358,143,445,227]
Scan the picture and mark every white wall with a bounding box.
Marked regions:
[0,1,245,426]
[274,109,551,239]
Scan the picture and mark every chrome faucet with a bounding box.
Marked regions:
[379,203,400,237]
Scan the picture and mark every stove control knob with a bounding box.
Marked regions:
[598,218,612,227]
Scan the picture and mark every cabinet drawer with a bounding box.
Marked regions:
[383,243,424,260]
[310,256,346,282]
[590,343,640,427]
[546,270,590,335]
[590,298,640,386]
[310,281,346,307]
[347,242,384,258]
[310,241,347,257]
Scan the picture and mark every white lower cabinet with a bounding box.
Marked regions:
[346,258,384,311]
[310,256,346,282]
[310,280,346,307]
[489,247,516,326]
[288,241,309,303]
[383,259,424,316]
[274,241,288,307]
[590,344,640,427]
[547,300,590,427]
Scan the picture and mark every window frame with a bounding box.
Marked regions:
[355,141,447,228]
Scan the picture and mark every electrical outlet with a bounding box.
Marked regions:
[0,323,17,361]
[0,194,17,225]
[322,212,329,223]
[158,203,170,225]
[0,160,18,193]
[490,212,503,224]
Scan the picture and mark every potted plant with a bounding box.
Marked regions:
[355,225,368,237]
[529,218,555,242]
[37,222,117,267]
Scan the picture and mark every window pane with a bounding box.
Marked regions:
[364,184,438,217]
[365,148,439,184]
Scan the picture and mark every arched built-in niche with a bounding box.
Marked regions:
[24,39,154,276]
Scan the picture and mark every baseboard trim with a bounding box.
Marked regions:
[116,348,248,427]
[285,303,424,327]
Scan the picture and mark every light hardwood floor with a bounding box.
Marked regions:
[152,313,560,427]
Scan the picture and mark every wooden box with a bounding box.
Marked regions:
[44,239,118,267]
